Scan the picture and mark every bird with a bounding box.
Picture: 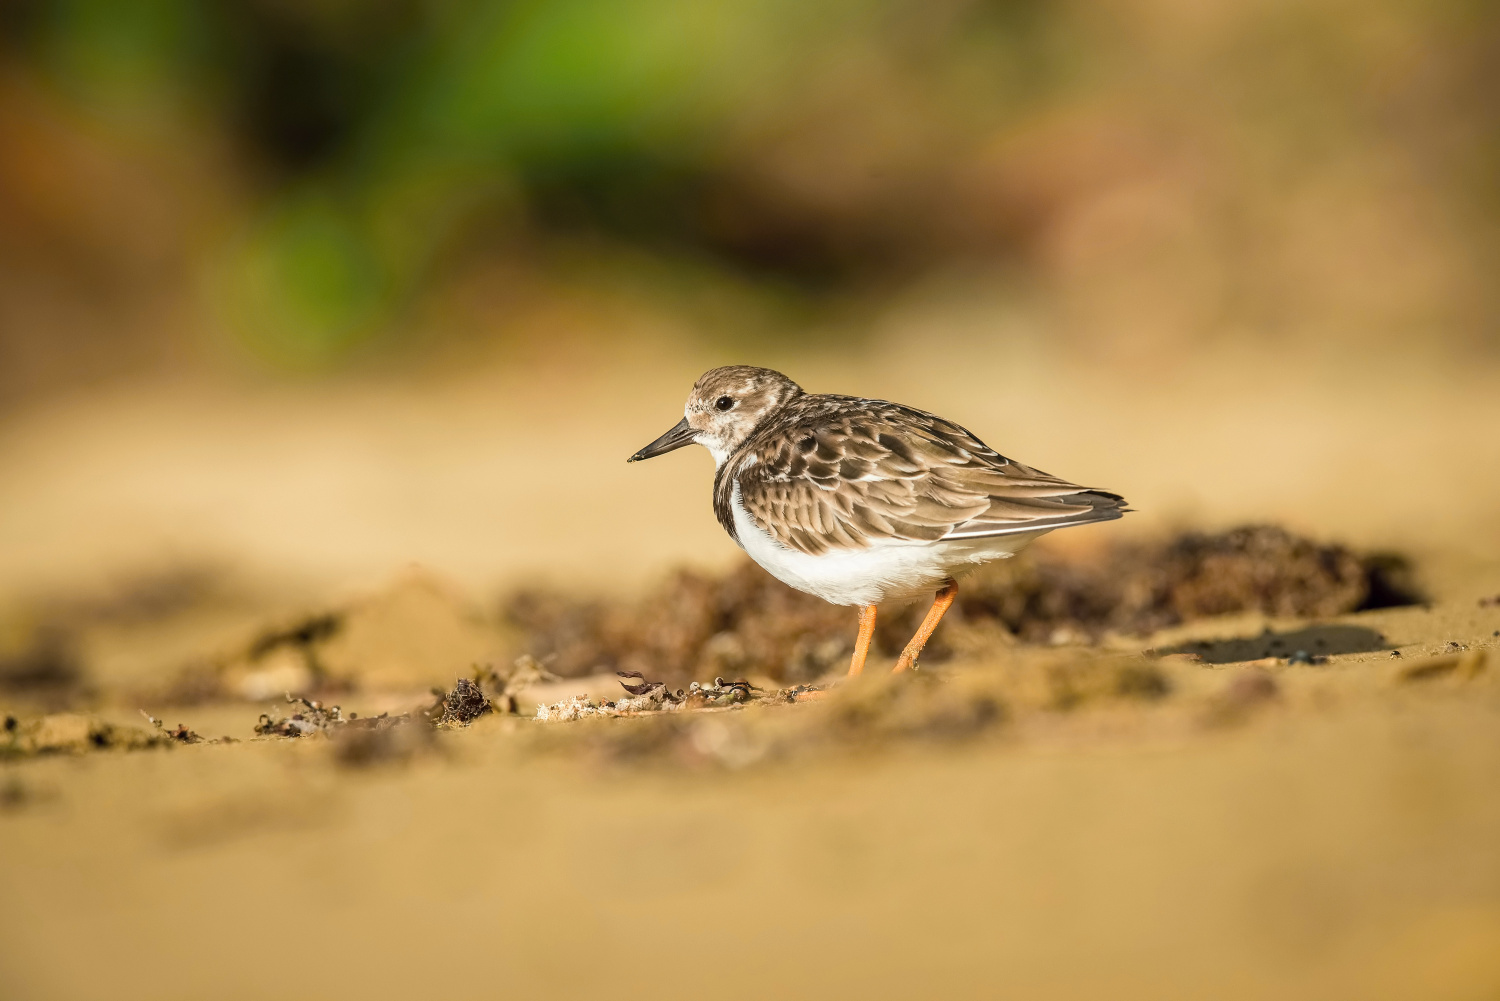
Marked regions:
[627,365,1128,677]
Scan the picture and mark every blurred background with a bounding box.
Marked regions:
[5,8,1500,998]
[1,0,1499,610]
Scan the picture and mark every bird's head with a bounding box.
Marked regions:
[628,365,804,466]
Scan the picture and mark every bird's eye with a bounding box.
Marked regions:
[715,396,734,411]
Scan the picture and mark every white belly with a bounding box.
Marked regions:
[729,484,1046,606]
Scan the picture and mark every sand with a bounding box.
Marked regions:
[3,336,1500,1000]
[2,593,1498,1000]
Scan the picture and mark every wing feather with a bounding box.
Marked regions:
[714,396,1128,556]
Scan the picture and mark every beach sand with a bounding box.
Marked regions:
[2,335,1499,1001]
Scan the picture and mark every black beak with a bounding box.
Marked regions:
[627,417,697,462]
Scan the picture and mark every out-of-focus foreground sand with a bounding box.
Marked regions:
[2,326,1500,1000]
[3,633,1500,1001]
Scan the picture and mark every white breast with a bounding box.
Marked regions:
[729,483,1046,606]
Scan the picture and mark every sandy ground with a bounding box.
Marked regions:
[1,607,1498,1000]
[2,325,1500,1000]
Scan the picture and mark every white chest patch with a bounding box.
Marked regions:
[729,482,1045,606]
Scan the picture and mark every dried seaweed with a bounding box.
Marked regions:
[954,525,1417,641]
[506,564,855,687]
[438,677,491,725]
[506,525,1423,687]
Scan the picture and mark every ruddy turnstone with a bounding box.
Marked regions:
[628,366,1128,676]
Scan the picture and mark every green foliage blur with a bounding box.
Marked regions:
[2,0,1498,371]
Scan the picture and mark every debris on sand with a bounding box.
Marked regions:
[1,713,172,757]
[139,711,215,744]
[437,677,491,726]
[534,694,610,722]
[248,654,552,741]
[426,656,569,725]
[250,692,436,766]
[253,693,422,736]
[251,670,527,764]
[2,706,241,757]
[534,672,783,721]
[254,661,526,748]
[531,653,1186,769]
[621,672,761,709]
[507,525,1423,687]
[254,694,352,737]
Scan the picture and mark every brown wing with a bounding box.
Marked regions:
[719,397,1126,556]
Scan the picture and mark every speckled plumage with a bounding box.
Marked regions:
[713,393,1125,557]
[630,364,1128,617]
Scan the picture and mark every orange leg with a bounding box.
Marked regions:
[893,581,958,673]
[847,604,878,677]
